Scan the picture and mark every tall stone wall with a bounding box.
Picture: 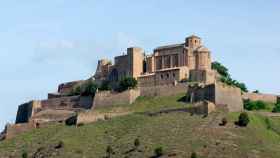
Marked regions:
[93,89,140,108]
[15,96,93,124]
[188,83,243,112]
[5,123,35,139]
[15,101,41,124]
[242,93,278,103]
[139,83,188,97]
[41,96,93,110]
[215,83,243,112]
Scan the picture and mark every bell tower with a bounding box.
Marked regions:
[185,35,201,48]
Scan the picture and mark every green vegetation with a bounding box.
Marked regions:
[99,80,112,91]
[212,61,248,92]
[191,152,197,158]
[118,77,138,92]
[244,100,267,110]
[236,112,250,127]
[1,94,280,158]
[22,151,28,158]
[154,147,163,157]
[272,103,280,113]
[68,80,98,96]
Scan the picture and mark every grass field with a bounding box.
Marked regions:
[1,94,280,158]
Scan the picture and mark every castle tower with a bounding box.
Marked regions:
[195,47,211,70]
[127,47,144,78]
[185,35,202,48]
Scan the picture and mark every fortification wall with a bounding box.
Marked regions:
[93,89,140,108]
[188,83,243,112]
[139,83,188,97]
[5,123,34,139]
[242,93,278,103]
[215,83,243,112]
[41,96,93,110]
[15,101,41,124]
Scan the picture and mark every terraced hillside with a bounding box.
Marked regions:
[1,94,280,158]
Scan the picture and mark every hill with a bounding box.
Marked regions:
[1,94,280,158]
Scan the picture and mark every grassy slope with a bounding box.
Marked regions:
[1,94,280,158]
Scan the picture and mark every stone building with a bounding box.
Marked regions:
[94,35,216,87]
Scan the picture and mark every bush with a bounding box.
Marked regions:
[244,100,267,110]
[236,112,250,127]
[68,80,98,96]
[154,147,163,157]
[219,117,228,126]
[65,115,77,126]
[272,103,280,113]
[22,151,28,158]
[191,152,197,158]
[55,140,64,149]
[119,77,137,92]
[212,61,248,92]
[134,138,140,148]
[99,80,111,91]
[81,80,98,96]
[106,145,114,158]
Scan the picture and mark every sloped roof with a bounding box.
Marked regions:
[154,43,184,51]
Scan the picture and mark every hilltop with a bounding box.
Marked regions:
[1,94,280,158]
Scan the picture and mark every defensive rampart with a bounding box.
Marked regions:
[242,93,278,103]
[93,89,140,108]
[139,83,188,97]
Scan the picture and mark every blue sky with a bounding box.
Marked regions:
[0,0,279,130]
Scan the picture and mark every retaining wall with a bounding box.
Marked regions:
[139,83,188,97]
[93,89,140,108]
[242,93,278,103]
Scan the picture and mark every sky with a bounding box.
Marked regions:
[0,0,279,130]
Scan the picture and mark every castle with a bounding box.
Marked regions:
[2,35,280,140]
[94,35,216,87]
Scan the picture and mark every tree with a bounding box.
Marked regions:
[212,61,248,92]
[211,61,230,78]
[119,77,137,92]
[237,112,250,127]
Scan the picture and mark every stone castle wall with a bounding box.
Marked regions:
[242,93,278,103]
[93,89,140,108]
[188,83,243,112]
[5,123,35,139]
[139,83,188,97]
[215,83,243,112]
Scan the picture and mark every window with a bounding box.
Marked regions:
[166,73,169,79]
[161,74,163,79]
[173,73,175,78]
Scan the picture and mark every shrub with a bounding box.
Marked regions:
[154,147,163,157]
[219,117,228,126]
[134,138,140,148]
[244,100,267,110]
[99,80,111,91]
[106,145,114,158]
[236,112,250,127]
[81,80,98,96]
[65,115,77,126]
[22,151,28,158]
[191,152,197,158]
[119,77,137,92]
[212,61,248,92]
[272,103,280,113]
[55,140,64,149]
